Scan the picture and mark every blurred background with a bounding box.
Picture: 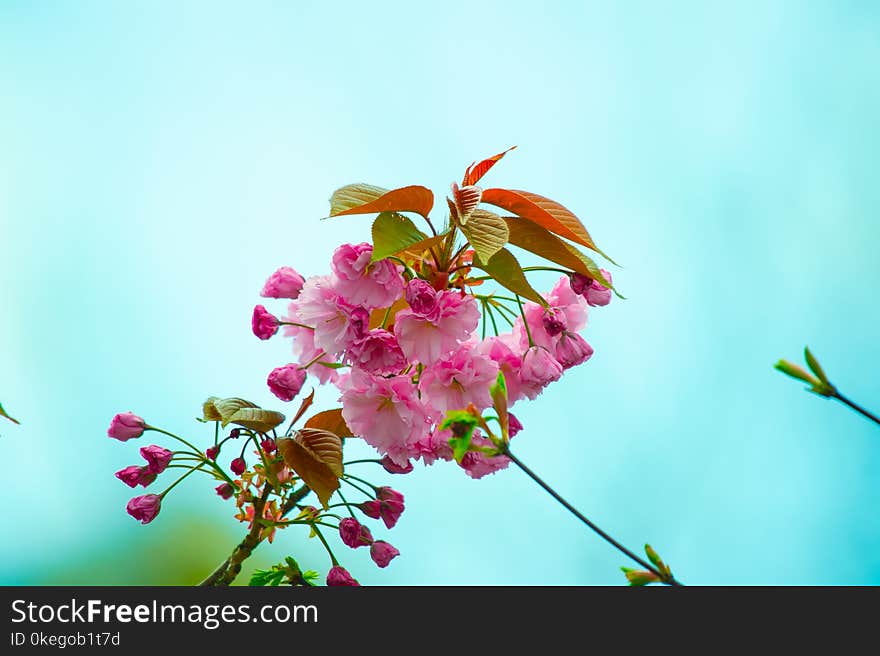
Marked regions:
[1,1,879,585]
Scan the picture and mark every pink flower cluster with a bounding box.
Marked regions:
[254,249,611,480]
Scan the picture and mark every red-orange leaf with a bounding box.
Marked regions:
[329,184,434,219]
[463,146,517,186]
[481,188,614,263]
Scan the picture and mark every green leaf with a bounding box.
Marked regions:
[774,360,818,386]
[440,410,480,463]
[371,212,429,261]
[473,248,547,307]
[228,407,286,434]
[644,544,663,569]
[207,398,259,428]
[620,567,661,586]
[328,184,434,219]
[504,217,615,290]
[804,347,830,385]
[490,372,509,440]
[328,183,388,215]
[459,208,509,263]
[0,402,19,425]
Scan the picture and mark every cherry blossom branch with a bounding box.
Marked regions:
[200,484,311,586]
[500,445,683,586]
[833,392,880,426]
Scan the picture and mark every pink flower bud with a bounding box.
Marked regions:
[380,455,413,475]
[360,487,405,529]
[261,266,305,300]
[585,269,613,307]
[252,304,279,340]
[554,332,594,369]
[115,465,156,488]
[230,457,246,476]
[507,412,523,438]
[206,446,219,461]
[339,517,374,549]
[569,273,591,296]
[541,308,567,337]
[126,494,162,524]
[261,438,277,453]
[519,346,564,399]
[215,483,235,499]
[326,565,360,587]
[267,364,307,402]
[369,540,400,568]
[107,412,146,441]
[405,279,440,318]
[140,445,173,474]
[229,428,241,439]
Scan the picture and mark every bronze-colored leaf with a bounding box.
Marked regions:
[328,184,434,219]
[289,389,316,430]
[277,430,343,509]
[212,398,259,427]
[462,146,516,186]
[481,188,615,263]
[474,248,547,306]
[304,409,354,438]
[228,407,286,434]
[459,208,509,263]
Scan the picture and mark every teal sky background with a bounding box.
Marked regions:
[2,1,879,585]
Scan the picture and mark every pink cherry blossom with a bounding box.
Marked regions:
[288,275,368,356]
[215,483,235,499]
[108,412,146,441]
[251,304,279,340]
[331,243,405,309]
[267,364,307,402]
[261,266,305,299]
[413,426,455,466]
[404,278,440,319]
[394,290,480,365]
[475,335,524,405]
[519,346,564,400]
[281,319,338,385]
[419,343,499,414]
[347,329,407,375]
[340,370,431,467]
[231,458,246,476]
[380,455,414,474]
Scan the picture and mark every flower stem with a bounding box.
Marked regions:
[500,445,683,586]
[833,392,880,426]
[515,295,535,347]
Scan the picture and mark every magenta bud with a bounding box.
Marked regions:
[369,540,400,568]
[261,438,277,453]
[206,446,219,461]
[380,455,414,475]
[339,517,374,549]
[229,428,241,439]
[252,304,279,340]
[507,412,523,438]
[326,565,360,587]
[140,445,173,475]
[261,266,305,300]
[267,364,307,402]
[115,465,156,489]
[126,494,161,524]
[215,483,235,500]
[108,412,146,441]
[541,308,567,336]
[230,457,246,476]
